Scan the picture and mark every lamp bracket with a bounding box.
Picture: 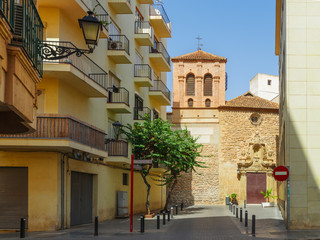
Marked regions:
[39,42,93,60]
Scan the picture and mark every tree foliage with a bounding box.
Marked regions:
[121,116,205,212]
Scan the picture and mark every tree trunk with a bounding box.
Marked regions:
[140,167,151,214]
[164,177,178,210]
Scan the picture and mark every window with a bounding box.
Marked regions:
[188,98,193,108]
[123,173,128,186]
[109,21,121,35]
[250,113,262,125]
[186,74,195,96]
[135,9,144,21]
[153,109,159,120]
[268,79,272,85]
[204,74,213,96]
[205,99,211,107]
[135,51,143,64]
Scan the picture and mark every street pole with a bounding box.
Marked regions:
[130,154,134,232]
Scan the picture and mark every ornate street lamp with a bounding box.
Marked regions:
[112,121,124,140]
[40,11,102,60]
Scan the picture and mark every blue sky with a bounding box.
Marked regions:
[164,0,279,110]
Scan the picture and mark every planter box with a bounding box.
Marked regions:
[261,202,275,208]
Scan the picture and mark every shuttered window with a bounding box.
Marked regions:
[186,74,195,96]
[205,99,211,107]
[204,74,213,96]
[188,98,193,108]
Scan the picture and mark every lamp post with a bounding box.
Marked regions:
[112,121,124,140]
[40,11,102,60]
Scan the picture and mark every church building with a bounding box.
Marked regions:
[168,50,279,205]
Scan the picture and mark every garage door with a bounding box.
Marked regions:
[71,172,93,226]
[246,173,266,204]
[0,167,28,229]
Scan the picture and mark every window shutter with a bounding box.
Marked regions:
[204,75,213,96]
[186,74,195,96]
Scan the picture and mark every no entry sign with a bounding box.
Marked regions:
[273,166,289,181]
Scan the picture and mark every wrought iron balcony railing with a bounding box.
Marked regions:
[81,0,110,32]
[9,0,44,77]
[42,41,108,89]
[134,64,152,79]
[134,107,151,120]
[106,139,128,157]
[0,0,15,30]
[107,87,129,106]
[149,4,171,25]
[135,21,153,38]
[149,80,171,101]
[150,42,170,66]
[108,35,130,55]
[0,115,106,150]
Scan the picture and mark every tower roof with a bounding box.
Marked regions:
[171,50,227,62]
[220,91,279,110]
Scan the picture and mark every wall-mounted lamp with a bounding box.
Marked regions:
[237,168,240,175]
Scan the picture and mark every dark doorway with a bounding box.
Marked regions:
[246,172,266,204]
[0,167,28,229]
[71,172,93,226]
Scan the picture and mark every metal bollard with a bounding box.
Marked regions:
[233,205,235,215]
[245,210,248,227]
[162,211,166,225]
[229,203,231,211]
[20,218,25,238]
[236,208,238,218]
[252,215,256,236]
[171,207,174,218]
[240,208,243,222]
[176,205,178,215]
[244,200,247,208]
[140,215,145,233]
[181,202,184,211]
[167,209,170,221]
[230,204,232,212]
[157,214,160,229]
[94,216,98,236]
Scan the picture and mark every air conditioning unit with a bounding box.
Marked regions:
[109,41,122,50]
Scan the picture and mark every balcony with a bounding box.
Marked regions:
[137,0,154,4]
[149,42,171,72]
[134,64,153,87]
[134,107,151,120]
[149,4,171,38]
[80,0,110,38]
[106,139,129,164]
[107,35,131,64]
[149,80,171,105]
[0,115,108,157]
[108,0,132,14]
[42,41,108,98]
[106,87,131,113]
[134,21,153,46]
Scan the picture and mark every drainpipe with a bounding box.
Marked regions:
[61,154,66,230]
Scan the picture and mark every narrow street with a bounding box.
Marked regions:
[2,205,320,240]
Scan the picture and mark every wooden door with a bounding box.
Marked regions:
[246,173,266,204]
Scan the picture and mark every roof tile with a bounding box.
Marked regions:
[172,50,227,62]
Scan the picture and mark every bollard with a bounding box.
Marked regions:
[176,205,178,215]
[171,207,174,218]
[140,215,145,233]
[252,215,256,236]
[94,216,98,236]
[167,209,170,221]
[162,211,166,225]
[236,208,238,218]
[181,202,184,211]
[230,204,232,212]
[245,210,248,227]
[229,203,231,211]
[240,208,243,222]
[244,200,247,208]
[157,214,160,229]
[20,218,25,239]
[233,205,235,215]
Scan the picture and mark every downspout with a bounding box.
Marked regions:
[61,154,66,230]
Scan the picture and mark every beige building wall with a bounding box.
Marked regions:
[277,0,320,229]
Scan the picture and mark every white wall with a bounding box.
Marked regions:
[250,73,279,101]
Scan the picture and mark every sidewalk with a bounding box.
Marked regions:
[2,205,320,239]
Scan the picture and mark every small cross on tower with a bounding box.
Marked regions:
[196,35,203,50]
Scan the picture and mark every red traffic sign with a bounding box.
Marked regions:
[273,166,289,181]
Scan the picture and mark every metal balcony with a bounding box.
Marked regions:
[149,4,171,38]
[149,80,171,105]
[134,21,153,46]
[106,87,131,113]
[107,35,131,64]
[137,0,154,4]
[149,42,171,72]
[108,0,132,14]
[134,107,151,120]
[134,64,153,87]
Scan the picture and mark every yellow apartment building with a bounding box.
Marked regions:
[0,0,171,231]
[276,0,320,229]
